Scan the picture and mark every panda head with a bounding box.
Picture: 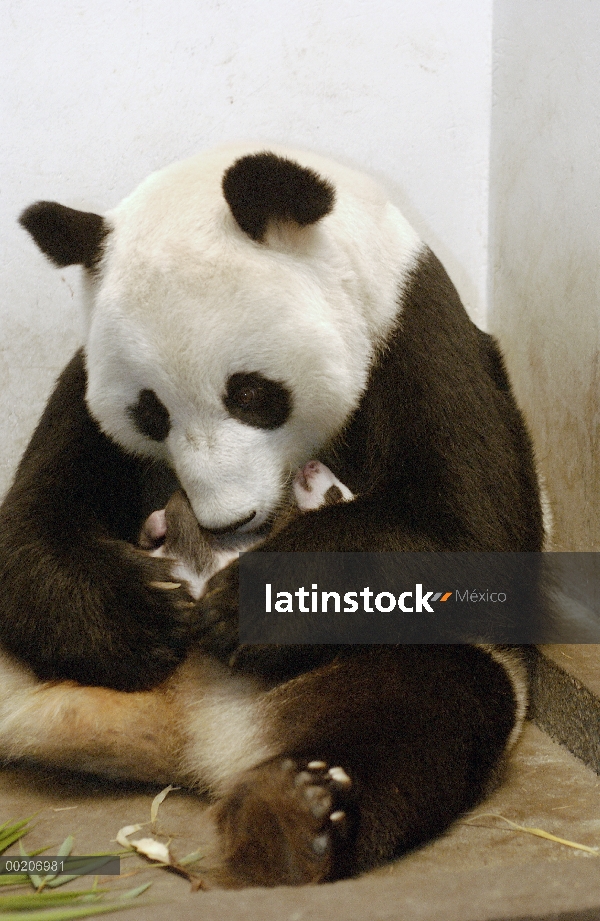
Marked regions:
[20,145,420,532]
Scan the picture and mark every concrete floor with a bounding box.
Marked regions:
[1,720,600,921]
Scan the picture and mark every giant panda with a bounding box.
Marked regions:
[0,144,545,886]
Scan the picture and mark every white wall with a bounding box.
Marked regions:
[0,0,494,495]
[490,0,600,550]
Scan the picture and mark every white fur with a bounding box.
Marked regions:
[293,459,354,510]
[0,649,178,782]
[154,545,241,601]
[0,645,270,788]
[174,653,273,794]
[84,144,421,530]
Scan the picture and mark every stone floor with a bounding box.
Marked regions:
[2,719,600,921]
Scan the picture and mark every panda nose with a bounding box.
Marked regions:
[203,511,257,535]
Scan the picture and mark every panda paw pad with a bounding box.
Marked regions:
[214,757,352,886]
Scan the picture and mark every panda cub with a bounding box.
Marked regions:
[0,143,543,886]
[140,460,353,601]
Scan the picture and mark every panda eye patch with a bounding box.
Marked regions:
[127,389,171,442]
[224,372,291,430]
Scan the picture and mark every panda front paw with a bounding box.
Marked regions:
[72,542,197,691]
[194,561,241,663]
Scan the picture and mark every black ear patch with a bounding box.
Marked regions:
[19,201,107,269]
[222,152,335,242]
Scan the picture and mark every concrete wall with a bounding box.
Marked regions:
[490,0,600,550]
[0,0,494,496]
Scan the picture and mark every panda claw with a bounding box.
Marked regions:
[328,766,352,787]
[311,834,330,856]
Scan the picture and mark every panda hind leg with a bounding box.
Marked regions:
[210,645,520,886]
[0,655,181,784]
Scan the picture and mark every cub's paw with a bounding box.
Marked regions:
[213,757,353,887]
[195,562,240,662]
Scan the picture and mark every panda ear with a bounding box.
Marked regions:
[19,201,107,269]
[222,152,335,242]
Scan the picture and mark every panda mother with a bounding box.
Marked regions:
[0,145,544,886]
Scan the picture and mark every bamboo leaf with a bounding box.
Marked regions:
[129,838,170,865]
[115,826,143,850]
[120,882,152,899]
[18,839,43,889]
[178,850,204,866]
[0,889,101,910]
[0,815,150,919]
[0,817,34,837]
[45,875,84,889]
[468,813,600,856]
[0,902,132,921]
[0,820,34,855]
[37,835,77,888]
[150,785,178,826]
[57,837,75,859]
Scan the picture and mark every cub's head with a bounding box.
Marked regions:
[20,145,420,532]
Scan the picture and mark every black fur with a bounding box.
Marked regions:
[0,351,193,690]
[328,248,542,550]
[213,645,519,885]
[224,372,292,430]
[19,202,106,269]
[222,152,335,241]
[128,389,171,442]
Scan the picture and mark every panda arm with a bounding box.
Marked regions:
[0,350,193,691]
[196,489,447,674]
